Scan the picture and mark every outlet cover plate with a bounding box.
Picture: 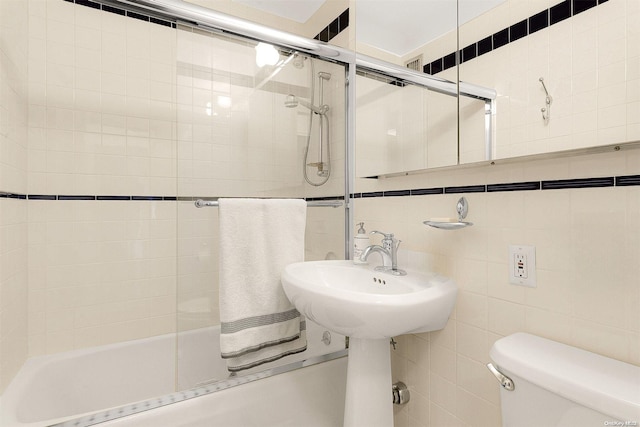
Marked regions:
[508,245,536,287]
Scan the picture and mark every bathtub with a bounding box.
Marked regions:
[0,322,346,427]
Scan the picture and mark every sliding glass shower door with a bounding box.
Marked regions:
[174,24,349,390]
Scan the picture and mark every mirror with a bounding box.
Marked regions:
[354,71,458,178]
[185,0,637,176]
[354,0,460,178]
[354,0,639,176]
[354,0,504,177]
[459,0,639,163]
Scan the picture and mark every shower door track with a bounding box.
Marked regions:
[52,350,348,427]
[104,0,496,101]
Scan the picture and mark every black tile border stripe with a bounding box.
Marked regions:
[361,191,384,198]
[445,185,486,194]
[75,0,100,10]
[616,175,640,186]
[2,193,348,202]
[383,190,410,197]
[315,9,349,43]
[67,0,177,29]
[102,4,125,16]
[58,195,97,200]
[347,174,640,199]
[487,181,541,192]
[132,196,164,201]
[29,194,58,200]
[305,196,345,202]
[411,187,444,196]
[0,174,638,205]
[0,193,27,199]
[425,0,606,75]
[541,177,614,190]
[97,196,131,201]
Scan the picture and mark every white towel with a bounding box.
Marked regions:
[218,198,307,372]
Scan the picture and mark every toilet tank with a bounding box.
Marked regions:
[490,333,640,427]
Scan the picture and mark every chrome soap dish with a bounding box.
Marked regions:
[423,197,473,230]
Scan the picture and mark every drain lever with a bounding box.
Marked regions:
[487,363,515,391]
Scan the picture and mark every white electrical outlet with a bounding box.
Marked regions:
[508,245,536,287]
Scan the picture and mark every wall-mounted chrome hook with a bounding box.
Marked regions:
[539,77,552,123]
[539,77,552,103]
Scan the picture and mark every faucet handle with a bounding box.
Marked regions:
[370,230,394,240]
[371,230,396,251]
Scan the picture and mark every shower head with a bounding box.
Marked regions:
[292,54,305,69]
[284,94,329,115]
[284,94,299,108]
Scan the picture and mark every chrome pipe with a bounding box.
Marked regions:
[112,0,354,63]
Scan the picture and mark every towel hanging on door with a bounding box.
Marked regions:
[218,198,307,372]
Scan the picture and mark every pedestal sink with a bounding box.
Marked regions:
[281,260,457,427]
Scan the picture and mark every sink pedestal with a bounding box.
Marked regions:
[282,260,458,426]
[344,338,393,427]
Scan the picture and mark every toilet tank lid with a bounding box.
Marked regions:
[490,333,640,422]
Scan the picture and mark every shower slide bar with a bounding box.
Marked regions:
[110,0,496,102]
[194,199,344,208]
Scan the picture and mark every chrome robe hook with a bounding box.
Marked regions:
[539,77,552,123]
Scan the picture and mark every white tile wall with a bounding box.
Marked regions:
[23,0,348,357]
[457,0,639,160]
[28,0,178,197]
[354,4,634,426]
[175,25,346,200]
[0,0,29,394]
[24,0,180,356]
[27,200,177,354]
[0,200,29,394]
[356,76,457,177]
[354,147,640,427]
[184,0,350,48]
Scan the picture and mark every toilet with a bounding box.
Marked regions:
[489,333,640,426]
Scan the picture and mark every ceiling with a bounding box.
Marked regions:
[233,0,506,57]
[231,0,326,23]
[356,0,506,57]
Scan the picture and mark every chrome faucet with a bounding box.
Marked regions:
[360,231,406,276]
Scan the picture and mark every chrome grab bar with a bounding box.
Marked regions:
[194,199,343,208]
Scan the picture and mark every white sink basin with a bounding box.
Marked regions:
[281,260,457,339]
[282,260,457,427]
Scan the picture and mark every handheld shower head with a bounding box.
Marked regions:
[284,94,329,115]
